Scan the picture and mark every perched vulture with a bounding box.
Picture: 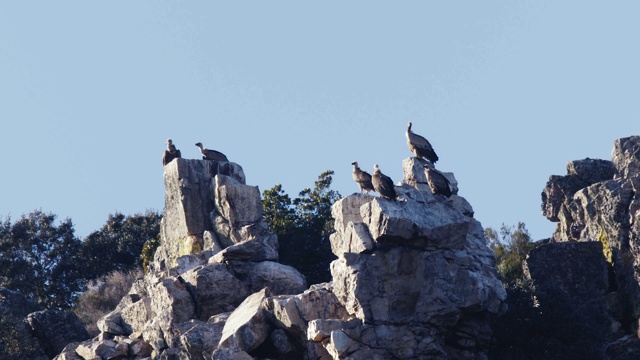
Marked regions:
[195,142,229,162]
[372,164,397,200]
[352,161,374,194]
[425,166,452,197]
[406,122,439,164]
[162,138,181,166]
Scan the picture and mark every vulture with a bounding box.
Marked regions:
[425,166,452,197]
[352,161,374,194]
[195,142,229,162]
[406,122,439,164]
[372,164,397,200]
[162,139,181,166]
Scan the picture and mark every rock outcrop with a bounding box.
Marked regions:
[56,156,506,359]
[324,157,505,359]
[540,135,640,357]
[0,288,89,360]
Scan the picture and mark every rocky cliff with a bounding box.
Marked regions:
[537,135,640,357]
[55,156,506,360]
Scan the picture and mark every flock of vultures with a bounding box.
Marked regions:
[161,122,452,201]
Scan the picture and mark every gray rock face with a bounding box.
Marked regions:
[539,135,640,355]
[56,157,505,359]
[155,158,247,273]
[181,263,250,320]
[523,241,609,302]
[541,158,617,222]
[612,135,640,179]
[323,158,506,359]
[218,288,270,352]
[26,310,90,358]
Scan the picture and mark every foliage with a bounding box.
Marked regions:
[80,210,161,280]
[262,170,341,285]
[73,268,143,336]
[262,184,296,236]
[141,236,161,273]
[598,227,614,265]
[485,222,536,285]
[0,210,84,309]
[0,209,160,310]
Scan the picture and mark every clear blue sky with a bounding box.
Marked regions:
[1,2,639,240]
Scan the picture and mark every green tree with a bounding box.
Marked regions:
[262,170,341,285]
[485,222,536,285]
[0,210,83,309]
[262,184,296,236]
[80,210,161,280]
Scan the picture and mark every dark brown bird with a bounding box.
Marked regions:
[162,138,181,166]
[406,121,438,164]
[425,166,452,197]
[195,142,229,162]
[352,161,374,194]
[372,164,397,200]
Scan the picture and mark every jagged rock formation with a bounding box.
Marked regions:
[0,288,89,360]
[56,156,506,359]
[540,135,640,357]
[325,157,505,359]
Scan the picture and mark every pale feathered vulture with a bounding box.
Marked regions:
[162,138,181,166]
[425,166,452,197]
[406,122,439,163]
[195,142,229,162]
[352,161,374,194]
[372,164,397,200]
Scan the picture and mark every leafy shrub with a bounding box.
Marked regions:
[73,268,143,336]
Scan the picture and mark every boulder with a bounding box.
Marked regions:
[213,175,263,227]
[27,310,90,358]
[75,339,126,360]
[218,288,270,352]
[176,320,221,360]
[210,233,279,263]
[612,135,640,179]
[149,277,196,347]
[232,261,307,295]
[0,288,48,360]
[181,263,250,320]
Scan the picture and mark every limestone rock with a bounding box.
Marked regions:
[361,196,470,250]
[323,158,506,359]
[156,158,246,272]
[210,232,279,263]
[218,288,270,352]
[402,157,459,195]
[120,296,152,335]
[211,347,253,360]
[541,158,617,222]
[612,135,640,179]
[75,339,126,360]
[150,277,196,347]
[52,155,508,360]
[213,174,262,227]
[25,309,90,359]
[233,261,307,296]
[181,263,250,320]
[268,282,351,347]
[176,320,221,360]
